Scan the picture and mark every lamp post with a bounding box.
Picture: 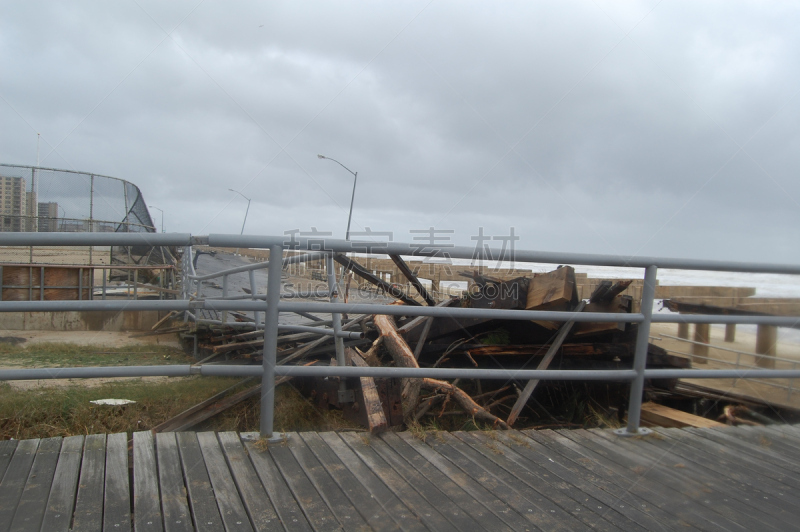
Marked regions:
[228,189,251,234]
[148,205,164,233]
[58,206,66,232]
[317,154,358,240]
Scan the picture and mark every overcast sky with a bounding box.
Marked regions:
[1,1,799,264]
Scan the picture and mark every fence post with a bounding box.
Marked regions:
[325,254,352,403]
[249,269,260,327]
[616,264,657,436]
[260,244,283,439]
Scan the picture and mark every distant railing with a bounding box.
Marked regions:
[0,231,799,440]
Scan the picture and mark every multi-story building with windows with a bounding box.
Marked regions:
[0,176,27,232]
[38,202,59,232]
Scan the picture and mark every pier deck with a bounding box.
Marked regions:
[2,425,800,531]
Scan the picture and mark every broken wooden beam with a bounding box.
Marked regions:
[389,254,436,306]
[348,347,388,434]
[507,300,586,426]
[640,402,725,429]
[332,254,420,306]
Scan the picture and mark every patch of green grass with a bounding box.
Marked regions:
[0,342,191,368]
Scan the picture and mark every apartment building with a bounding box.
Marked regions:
[0,175,27,232]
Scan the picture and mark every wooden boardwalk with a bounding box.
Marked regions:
[2,425,800,531]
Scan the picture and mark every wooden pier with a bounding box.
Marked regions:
[2,425,800,531]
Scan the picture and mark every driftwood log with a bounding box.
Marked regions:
[421,378,509,429]
[373,313,422,422]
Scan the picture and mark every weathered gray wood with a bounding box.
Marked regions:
[175,432,224,532]
[72,434,106,532]
[414,431,580,531]
[195,432,253,532]
[311,433,426,532]
[242,434,313,532]
[0,439,38,531]
[267,438,342,532]
[217,433,281,532]
[103,433,132,532]
[133,431,163,532]
[389,254,436,306]
[338,432,471,532]
[155,432,192,532]
[0,440,19,482]
[39,435,83,532]
[284,433,371,531]
[9,437,61,532]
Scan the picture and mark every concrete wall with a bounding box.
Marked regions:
[0,310,165,331]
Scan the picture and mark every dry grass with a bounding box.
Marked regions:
[0,341,190,368]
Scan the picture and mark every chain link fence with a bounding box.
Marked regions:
[0,163,174,270]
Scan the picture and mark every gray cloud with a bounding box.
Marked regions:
[1,0,799,265]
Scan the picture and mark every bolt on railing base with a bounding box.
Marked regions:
[241,432,288,443]
[613,427,653,437]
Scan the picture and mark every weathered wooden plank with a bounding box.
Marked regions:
[134,431,163,532]
[338,432,468,532]
[348,348,388,434]
[558,429,775,531]
[39,436,83,532]
[449,431,645,532]
[195,432,253,532]
[523,430,745,531]
[650,428,800,507]
[332,254,420,306]
[381,431,516,531]
[309,433,425,532]
[0,440,19,482]
[389,254,436,306]
[640,402,725,429]
[8,437,61,532]
[103,433,132,532]
[155,432,191,532]
[283,433,371,531]
[525,266,578,312]
[266,438,341,532]
[417,431,580,532]
[217,433,281,532]
[242,434,313,532]
[478,430,671,530]
[688,426,800,474]
[175,432,224,532]
[0,439,38,531]
[590,427,795,529]
[72,434,106,532]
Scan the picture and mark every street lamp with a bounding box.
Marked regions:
[318,154,358,240]
[58,206,66,232]
[148,205,164,233]
[228,189,252,234]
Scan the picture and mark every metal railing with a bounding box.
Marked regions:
[1,231,800,439]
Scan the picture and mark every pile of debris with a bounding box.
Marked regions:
[168,261,699,434]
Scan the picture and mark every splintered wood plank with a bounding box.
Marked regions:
[341,432,480,532]
[39,436,84,532]
[266,437,341,532]
[175,432,224,532]
[303,433,421,532]
[349,348,387,434]
[241,434,313,532]
[133,431,163,532]
[8,437,61,532]
[217,433,281,532]
[525,266,577,311]
[72,434,107,531]
[195,432,253,532]
[155,432,192,532]
[640,402,725,429]
[103,433,132,532]
[283,433,371,531]
[0,439,38,530]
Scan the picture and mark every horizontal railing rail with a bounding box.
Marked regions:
[0,231,798,440]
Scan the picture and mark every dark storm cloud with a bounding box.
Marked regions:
[1,0,798,263]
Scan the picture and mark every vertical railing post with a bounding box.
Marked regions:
[221,274,229,324]
[616,264,657,436]
[260,244,283,439]
[326,254,352,403]
[249,269,261,328]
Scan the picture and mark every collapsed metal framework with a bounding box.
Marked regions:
[1,231,799,439]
